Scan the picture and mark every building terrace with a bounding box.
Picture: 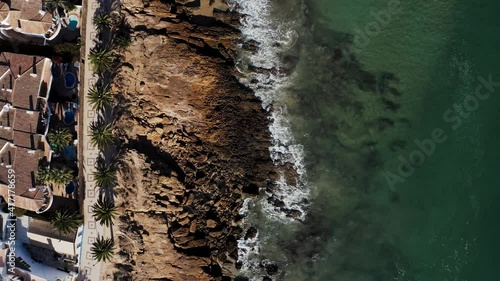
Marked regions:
[0,0,59,42]
[0,52,53,213]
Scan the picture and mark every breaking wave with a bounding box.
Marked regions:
[229,0,309,279]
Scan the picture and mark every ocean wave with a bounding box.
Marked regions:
[231,0,308,279]
[232,0,308,219]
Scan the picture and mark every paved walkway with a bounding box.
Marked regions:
[78,0,110,280]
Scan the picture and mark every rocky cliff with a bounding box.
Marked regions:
[107,0,277,280]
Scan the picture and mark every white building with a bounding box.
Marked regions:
[0,214,81,281]
[0,0,61,43]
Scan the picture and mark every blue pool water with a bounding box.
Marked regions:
[64,72,76,88]
[65,181,76,194]
[63,109,75,125]
[67,16,78,31]
[64,145,76,161]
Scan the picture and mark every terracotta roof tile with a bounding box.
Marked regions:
[13,131,40,149]
[19,0,43,20]
[13,146,39,186]
[13,108,40,133]
[8,0,23,11]
[11,74,41,110]
[0,143,44,211]
[1,0,53,32]
[0,53,51,212]
[2,52,43,77]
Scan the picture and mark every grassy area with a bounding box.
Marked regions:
[53,39,82,62]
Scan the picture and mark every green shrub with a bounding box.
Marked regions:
[114,32,131,49]
[53,40,81,62]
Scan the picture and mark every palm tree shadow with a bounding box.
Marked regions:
[93,155,118,200]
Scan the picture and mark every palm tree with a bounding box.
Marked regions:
[48,128,73,150]
[90,236,115,263]
[88,83,113,111]
[93,13,112,31]
[49,167,74,186]
[37,166,52,185]
[50,209,82,234]
[89,119,113,150]
[92,197,117,227]
[37,166,73,186]
[93,157,116,189]
[89,46,114,73]
[113,16,132,50]
[113,32,132,50]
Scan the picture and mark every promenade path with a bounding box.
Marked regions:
[77,0,111,280]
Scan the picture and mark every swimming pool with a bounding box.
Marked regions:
[64,145,76,161]
[67,15,78,31]
[65,181,76,194]
[64,72,76,88]
[63,109,75,125]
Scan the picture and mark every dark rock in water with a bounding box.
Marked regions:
[242,39,260,53]
[281,55,299,75]
[377,117,394,131]
[389,86,402,96]
[381,98,400,112]
[390,139,407,152]
[281,208,302,219]
[378,71,400,94]
[333,47,343,62]
[245,226,258,240]
[263,276,273,281]
[356,69,377,92]
[288,210,303,219]
[260,260,279,275]
[270,197,285,208]
[235,276,250,281]
[266,264,279,276]
[243,183,260,195]
[235,261,243,270]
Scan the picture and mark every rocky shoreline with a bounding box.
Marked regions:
[106,0,279,280]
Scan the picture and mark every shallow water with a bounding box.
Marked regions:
[234,0,500,280]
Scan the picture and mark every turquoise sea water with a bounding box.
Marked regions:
[235,0,500,280]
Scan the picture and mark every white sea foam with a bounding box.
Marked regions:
[231,0,309,278]
[232,0,308,218]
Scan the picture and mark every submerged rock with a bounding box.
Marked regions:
[244,226,258,240]
[260,259,279,276]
